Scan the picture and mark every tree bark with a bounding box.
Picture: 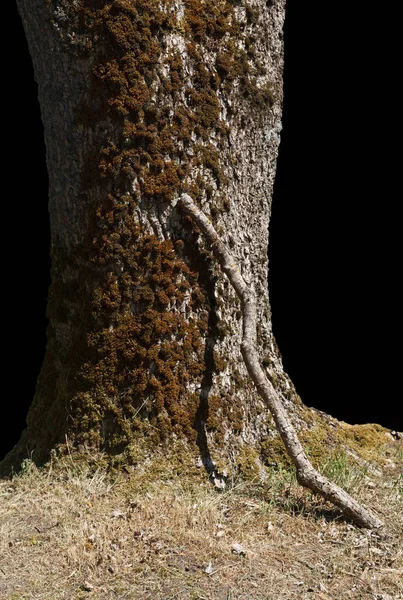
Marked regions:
[0,0,386,529]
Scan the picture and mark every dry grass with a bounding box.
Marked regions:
[1,442,402,600]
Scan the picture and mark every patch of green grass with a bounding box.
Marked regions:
[17,457,37,477]
[395,472,403,495]
[394,442,403,462]
[319,451,367,493]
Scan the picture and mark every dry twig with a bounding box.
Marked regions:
[177,193,383,529]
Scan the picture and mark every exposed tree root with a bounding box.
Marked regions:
[177,193,383,529]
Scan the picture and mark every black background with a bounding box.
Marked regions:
[2,1,401,461]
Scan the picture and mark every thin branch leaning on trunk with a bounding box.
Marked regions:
[176,193,383,530]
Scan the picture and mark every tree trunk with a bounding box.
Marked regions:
[0,0,386,516]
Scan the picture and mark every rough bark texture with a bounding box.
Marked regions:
[0,0,391,504]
